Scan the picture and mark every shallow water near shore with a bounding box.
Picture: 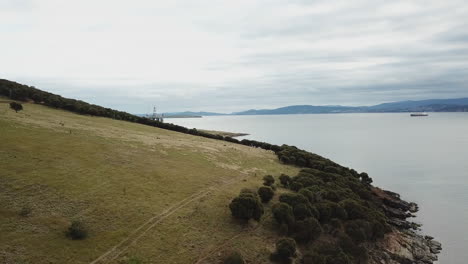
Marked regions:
[170,113,468,264]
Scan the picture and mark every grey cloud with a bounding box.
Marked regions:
[2,0,468,113]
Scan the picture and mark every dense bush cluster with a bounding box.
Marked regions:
[266,167,389,263]
[229,169,388,263]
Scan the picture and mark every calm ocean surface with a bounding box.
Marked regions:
[170,113,468,264]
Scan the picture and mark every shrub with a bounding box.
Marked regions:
[332,205,348,220]
[66,220,88,240]
[292,217,322,243]
[293,203,312,220]
[299,188,316,203]
[224,251,245,264]
[274,238,297,261]
[290,182,303,192]
[19,206,32,217]
[302,251,326,264]
[359,172,373,185]
[272,202,295,227]
[279,193,309,207]
[229,190,264,221]
[258,186,275,203]
[316,202,333,222]
[339,199,367,220]
[279,174,291,186]
[345,220,372,243]
[263,175,275,186]
[325,250,351,264]
[9,102,23,113]
[338,234,369,262]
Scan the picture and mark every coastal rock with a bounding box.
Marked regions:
[408,202,419,213]
[369,230,441,264]
[369,188,442,264]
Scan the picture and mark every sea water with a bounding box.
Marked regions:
[170,113,468,264]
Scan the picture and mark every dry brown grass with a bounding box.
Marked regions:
[0,101,299,263]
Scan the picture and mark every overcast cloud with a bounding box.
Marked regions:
[1,0,468,113]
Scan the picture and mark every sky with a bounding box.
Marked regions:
[1,0,468,113]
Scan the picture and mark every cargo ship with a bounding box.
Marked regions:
[410,112,429,117]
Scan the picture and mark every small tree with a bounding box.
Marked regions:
[273,237,297,262]
[66,220,88,240]
[359,172,373,185]
[9,102,23,113]
[224,251,245,264]
[263,175,275,186]
[258,186,275,203]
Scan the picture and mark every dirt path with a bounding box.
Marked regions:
[89,171,256,264]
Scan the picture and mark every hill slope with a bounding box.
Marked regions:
[0,100,299,263]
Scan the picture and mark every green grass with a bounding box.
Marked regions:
[0,101,298,263]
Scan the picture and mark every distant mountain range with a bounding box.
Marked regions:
[163,98,468,117]
[164,111,225,117]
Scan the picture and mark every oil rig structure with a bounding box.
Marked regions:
[147,106,164,122]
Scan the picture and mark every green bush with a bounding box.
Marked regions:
[229,190,264,221]
[263,175,275,186]
[279,193,309,207]
[338,234,369,262]
[292,217,322,243]
[302,251,325,264]
[66,220,88,240]
[298,188,316,203]
[9,102,23,113]
[274,237,297,261]
[290,182,303,192]
[325,250,351,264]
[339,199,368,220]
[293,203,313,220]
[359,172,373,185]
[279,174,291,186]
[345,220,372,243]
[258,186,275,203]
[224,251,245,264]
[272,202,295,227]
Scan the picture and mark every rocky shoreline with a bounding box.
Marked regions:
[369,188,442,264]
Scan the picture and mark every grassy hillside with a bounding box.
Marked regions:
[0,100,299,264]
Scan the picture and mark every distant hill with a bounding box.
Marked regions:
[163,111,225,117]
[166,98,468,116]
[231,98,468,115]
[365,98,468,112]
[233,105,358,115]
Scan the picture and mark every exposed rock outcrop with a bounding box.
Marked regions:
[369,188,442,264]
